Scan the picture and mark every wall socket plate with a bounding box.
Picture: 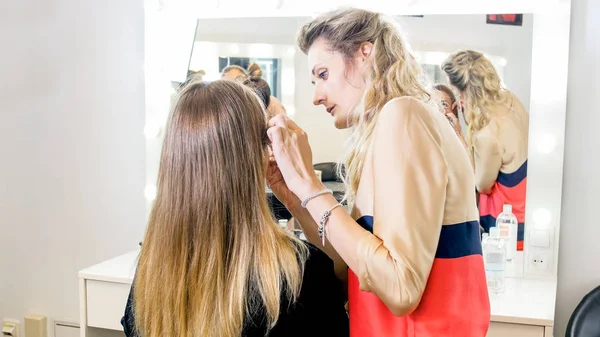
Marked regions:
[2,318,20,337]
[530,252,551,272]
[524,225,556,279]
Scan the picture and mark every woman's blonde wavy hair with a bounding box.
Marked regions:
[297,7,431,204]
[133,79,307,337]
[441,50,511,157]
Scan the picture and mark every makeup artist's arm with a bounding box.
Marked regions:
[473,132,502,195]
[266,161,348,281]
[268,98,447,316]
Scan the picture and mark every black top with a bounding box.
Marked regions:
[121,242,349,337]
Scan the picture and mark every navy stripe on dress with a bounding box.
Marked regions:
[356,215,374,232]
[356,216,482,259]
[497,160,528,187]
[436,221,482,258]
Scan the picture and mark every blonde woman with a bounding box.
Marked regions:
[266,8,490,337]
[442,50,529,251]
[121,80,349,337]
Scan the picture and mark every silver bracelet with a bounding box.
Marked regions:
[318,203,343,246]
[301,189,333,208]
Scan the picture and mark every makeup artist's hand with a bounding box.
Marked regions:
[446,113,462,135]
[266,154,300,209]
[267,115,323,201]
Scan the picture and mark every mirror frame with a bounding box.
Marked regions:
[144,0,571,281]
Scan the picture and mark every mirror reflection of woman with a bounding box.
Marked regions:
[266,8,490,337]
[121,80,349,337]
[222,63,287,118]
[442,50,529,251]
[432,84,468,149]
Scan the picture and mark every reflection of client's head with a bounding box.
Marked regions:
[432,84,458,118]
[241,63,272,109]
[221,63,272,109]
[221,64,247,80]
[133,80,306,337]
[441,50,507,138]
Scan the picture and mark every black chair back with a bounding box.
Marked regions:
[313,162,344,182]
[566,285,600,337]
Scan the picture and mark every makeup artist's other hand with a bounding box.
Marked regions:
[446,113,462,135]
[267,115,323,201]
[266,154,300,208]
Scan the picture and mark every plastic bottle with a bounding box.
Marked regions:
[483,227,506,294]
[481,232,489,244]
[496,204,518,262]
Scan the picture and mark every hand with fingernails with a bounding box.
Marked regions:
[266,114,325,205]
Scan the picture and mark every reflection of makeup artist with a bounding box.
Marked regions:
[442,50,529,250]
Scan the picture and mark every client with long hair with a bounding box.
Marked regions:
[121,79,349,337]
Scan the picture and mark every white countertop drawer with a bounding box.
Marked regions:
[487,322,545,337]
[79,250,556,337]
[86,280,130,331]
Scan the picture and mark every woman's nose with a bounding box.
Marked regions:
[313,92,326,106]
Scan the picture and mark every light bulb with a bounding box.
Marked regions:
[536,133,556,154]
[144,124,161,139]
[249,43,273,56]
[229,44,240,55]
[144,184,157,201]
[532,208,552,228]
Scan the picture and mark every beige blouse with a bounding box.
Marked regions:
[350,96,480,315]
[472,93,529,194]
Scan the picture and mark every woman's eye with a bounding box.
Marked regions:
[319,70,328,79]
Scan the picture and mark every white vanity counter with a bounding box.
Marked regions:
[78,250,556,337]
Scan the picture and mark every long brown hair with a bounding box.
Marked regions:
[297,7,431,204]
[133,79,307,337]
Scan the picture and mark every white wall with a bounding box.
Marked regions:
[554,0,600,334]
[1,2,595,335]
[0,0,146,334]
[193,15,533,163]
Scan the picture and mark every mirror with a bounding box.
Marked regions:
[143,3,572,333]
[182,14,533,277]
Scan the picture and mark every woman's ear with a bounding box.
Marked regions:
[359,42,374,60]
[356,42,374,84]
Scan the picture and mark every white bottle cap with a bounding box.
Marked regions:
[503,204,512,213]
[490,226,500,238]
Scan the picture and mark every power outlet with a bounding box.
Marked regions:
[531,253,550,272]
[2,318,20,337]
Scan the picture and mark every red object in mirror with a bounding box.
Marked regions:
[486,14,523,26]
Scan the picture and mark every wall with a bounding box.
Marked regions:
[193,15,533,163]
[1,1,593,335]
[0,0,146,335]
[554,0,600,334]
